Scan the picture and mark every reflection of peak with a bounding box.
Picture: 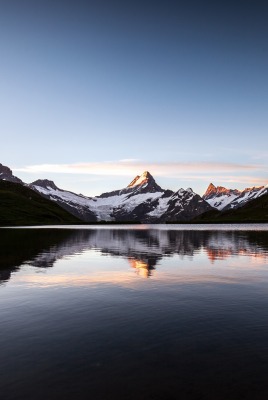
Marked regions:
[128,257,156,278]
[206,248,234,263]
[129,259,151,278]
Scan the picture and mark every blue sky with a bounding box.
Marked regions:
[1,0,267,195]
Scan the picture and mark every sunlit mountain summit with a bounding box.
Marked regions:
[126,171,163,193]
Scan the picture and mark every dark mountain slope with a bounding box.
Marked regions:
[0,181,82,226]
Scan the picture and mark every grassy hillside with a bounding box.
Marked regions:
[193,193,268,223]
[0,181,82,226]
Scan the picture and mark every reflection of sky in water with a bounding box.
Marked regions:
[12,254,268,289]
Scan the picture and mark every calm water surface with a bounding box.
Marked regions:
[1,224,268,400]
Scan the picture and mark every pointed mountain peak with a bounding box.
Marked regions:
[203,183,233,199]
[123,171,163,194]
[203,182,242,200]
[208,183,216,190]
[141,170,152,178]
[100,171,164,198]
[127,171,154,188]
[203,183,217,198]
[31,179,59,191]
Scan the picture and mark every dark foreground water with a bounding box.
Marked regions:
[1,224,268,400]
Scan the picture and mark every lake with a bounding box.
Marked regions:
[1,224,268,400]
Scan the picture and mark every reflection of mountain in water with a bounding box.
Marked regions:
[1,228,268,283]
[0,229,78,283]
[128,258,156,278]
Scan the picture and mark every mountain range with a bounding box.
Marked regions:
[0,162,268,224]
[203,182,268,210]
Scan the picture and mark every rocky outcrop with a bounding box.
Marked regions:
[0,163,23,184]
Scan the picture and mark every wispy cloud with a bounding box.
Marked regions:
[14,160,268,191]
[14,160,261,177]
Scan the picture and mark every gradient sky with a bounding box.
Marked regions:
[1,0,267,196]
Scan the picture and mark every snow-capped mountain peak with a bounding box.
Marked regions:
[202,183,242,210]
[118,171,164,195]
[31,179,59,191]
[128,171,153,188]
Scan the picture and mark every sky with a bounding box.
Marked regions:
[0,0,267,196]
